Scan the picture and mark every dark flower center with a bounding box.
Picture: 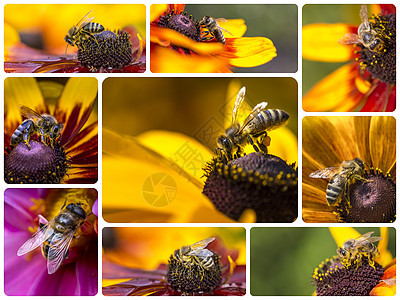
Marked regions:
[203,152,298,222]
[5,140,69,184]
[359,13,396,84]
[156,10,201,42]
[167,250,222,295]
[77,30,133,71]
[312,256,384,296]
[335,169,396,222]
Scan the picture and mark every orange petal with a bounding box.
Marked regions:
[150,27,225,55]
[369,264,396,296]
[4,23,20,57]
[219,37,277,68]
[150,46,230,73]
[303,23,357,62]
[303,63,363,112]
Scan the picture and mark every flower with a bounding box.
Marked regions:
[4,77,98,184]
[102,228,245,296]
[102,79,297,223]
[312,227,396,296]
[150,4,277,73]
[4,188,98,296]
[303,4,396,112]
[302,116,395,223]
[4,4,146,73]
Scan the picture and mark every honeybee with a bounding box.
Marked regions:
[173,237,216,270]
[64,10,105,56]
[17,203,88,274]
[309,158,367,206]
[216,87,289,161]
[337,231,382,269]
[199,16,232,45]
[339,5,384,52]
[10,106,64,149]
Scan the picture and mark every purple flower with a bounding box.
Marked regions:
[4,188,98,296]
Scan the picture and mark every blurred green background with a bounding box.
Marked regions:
[103,77,297,152]
[186,4,298,73]
[251,227,396,296]
[302,4,372,94]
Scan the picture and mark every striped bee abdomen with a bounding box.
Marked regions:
[82,22,104,33]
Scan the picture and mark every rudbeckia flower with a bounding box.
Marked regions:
[312,227,396,296]
[302,116,395,223]
[150,4,277,73]
[4,188,98,296]
[303,4,396,112]
[102,228,245,296]
[103,80,297,223]
[4,4,145,73]
[4,77,98,184]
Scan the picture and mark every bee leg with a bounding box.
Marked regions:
[354,174,373,183]
[247,135,260,152]
[23,132,31,149]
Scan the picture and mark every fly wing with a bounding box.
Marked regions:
[359,5,371,31]
[20,106,45,120]
[238,102,268,134]
[309,166,340,179]
[46,230,75,274]
[17,221,55,256]
[232,87,246,124]
[187,248,214,258]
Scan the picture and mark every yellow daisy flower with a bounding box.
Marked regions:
[302,116,395,222]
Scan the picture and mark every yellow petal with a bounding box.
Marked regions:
[150,47,230,73]
[369,116,396,173]
[302,116,359,169]
[150,4,168,21]
[103,128,203,189]
[329,227,360,247]
[137,130,214,183]
[303,63,362,112]
[4,78,46,132]
[219,19,247,38]
[54,77,97,121]
[353,116,373,167]
[303,23,356,62]
[4,23,20,57]
[219,37,277,68]
[376,227,393,267]
[268,128,298,163]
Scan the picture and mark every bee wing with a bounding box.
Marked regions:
[214,18,227,23]
[190,237,216,250]
[354,232,382,246]
[238,101,269,134]
[20,106,45,120]
[76,10,95,29]
[46,229,76,274]
[359,5,371,31]
[216,25,233,36]
[232,87,246,124]
[17,221,55,256]
[338,33,362,45]
[309,166,340,179]
[187,248,214,258]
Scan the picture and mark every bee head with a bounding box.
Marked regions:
[217,135,233,153]
[200,16,212,26]
[354,157,365,171]
[50,123,64,139]
[66,203,87,219]
[180,245,191,255]
[336,247,349,259]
